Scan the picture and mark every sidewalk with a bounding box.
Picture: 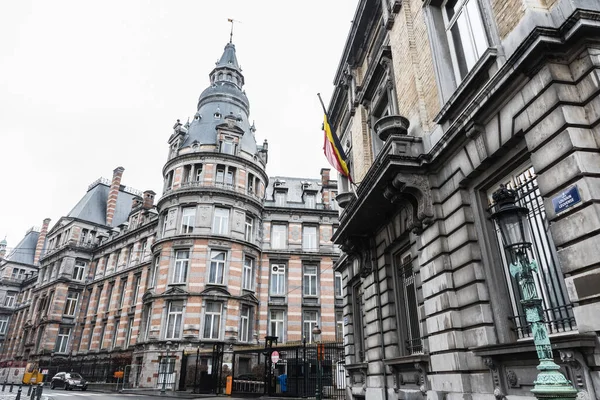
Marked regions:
[92,388,257,399]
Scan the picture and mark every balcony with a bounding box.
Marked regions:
[373,115,409,141]
[335,192,356,209]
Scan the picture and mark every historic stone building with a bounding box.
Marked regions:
[0,41,340,390]
[329,0,600,400]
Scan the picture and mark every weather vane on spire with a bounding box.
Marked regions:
[227,18,241,43]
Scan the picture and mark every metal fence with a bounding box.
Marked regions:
[232,341,345,400]
[39,353,132,384]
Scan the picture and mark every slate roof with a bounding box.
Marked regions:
[181,43,258,155]
[5,228,40,266]
[67,182,137,227]
[265,176,323,205]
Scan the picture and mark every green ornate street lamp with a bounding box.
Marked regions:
[312,325,322,400]
[490,185,577,400]
[160,341,173,394]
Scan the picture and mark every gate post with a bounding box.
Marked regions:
[264,336,278,396]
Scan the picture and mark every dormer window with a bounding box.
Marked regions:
[220,140,235,155]
[275,192,286,207]
[305,194,316,209]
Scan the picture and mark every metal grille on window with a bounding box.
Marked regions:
[490,166,575,338]
[400,255,422,354]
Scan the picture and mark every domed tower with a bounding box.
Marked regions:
[140,42,268,378]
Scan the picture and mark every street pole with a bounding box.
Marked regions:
[302,337,307,399]
[194,347,200,394]
[490,186,577,400]
[160,341,172,394]
[312,326,322,400]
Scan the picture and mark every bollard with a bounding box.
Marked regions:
[10,382,13,392]
[35,383,43,400]
[27,385,32,396]
[2,381,5,391]
[29,385,35,400]
[15,384,22,400]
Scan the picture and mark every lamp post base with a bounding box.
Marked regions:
[531,360,578,400]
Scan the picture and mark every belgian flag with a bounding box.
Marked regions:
[319,94,353,183]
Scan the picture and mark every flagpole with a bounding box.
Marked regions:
[317,93,327,115]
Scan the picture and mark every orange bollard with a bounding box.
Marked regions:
[225,376,232,395]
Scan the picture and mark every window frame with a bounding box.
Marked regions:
[56,327,71,353]
[180,207,196,234]
[302,225,318,251]
[303,265,318,297]
[172,250,190,284]
[212,207,230,235]
[271,224,287,249]
[203,301,222,340]
[302,310,320,343]
[270,265,286,296]
[165,302,184,340]
[64,291,79,316]
[239,304,252,343]
[242,256,254,291]
[0,316,9,334]
[208,250,226,285]
[269,309,285,342]
[335,272,343,298]
[244,215,254,242]
[394,251,423,355]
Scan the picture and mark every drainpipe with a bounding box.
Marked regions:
[371,238,389,400]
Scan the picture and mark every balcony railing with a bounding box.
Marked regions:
[163,181,264,202]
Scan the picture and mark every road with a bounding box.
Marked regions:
[42,388,238,400]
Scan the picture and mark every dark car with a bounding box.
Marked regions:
[50,372,88,391]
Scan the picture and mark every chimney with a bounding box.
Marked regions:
[143,190,156,209]
[106,167,125,226]
[33,218,51,265]
[0,238,6,259]
[321,168,330,187]
[131,196,142,210]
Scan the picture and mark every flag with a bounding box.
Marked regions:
[323,113,352,182]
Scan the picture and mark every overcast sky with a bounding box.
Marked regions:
[0,0,358,249]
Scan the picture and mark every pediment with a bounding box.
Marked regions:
[163,286,189,296]
[216,122,245,135]
[200,286,231,297]
[239,292,259,304]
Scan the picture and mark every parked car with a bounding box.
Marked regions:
[50,372,88,391]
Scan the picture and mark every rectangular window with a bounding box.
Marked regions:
[221,140,235,155]
[275,192,286,207]
[72,261,86,281]
[99,323,107,349]
[212,208,230,235]
[4,292,16,308]
[111,319,120,349]
[336,311,344,341]
[303,265,318,297]
[106,283,115,312]
[118,279,128,309]
[397,253,422,354]
[126,245,134,267]
[209,251,226,284]
[194,164,203,182]
[488,166,575,338]
[87,324,95,350]
[216,165,236,186]
[94,286,103,314]
[56,327,71,353]
[303,310,319,343]
[242,256,254,290]
[166,302,183,339]
[140,240,147,260]
[353,284,365,361]
[181,207,196,234]
[335,272,343,298]
[247,173,255,194]
[269,310,285,342]
[64,291,79,316]
[271,224,287,249]
[0,316,8,334]
[270,265,286,295]
[203,302,221,339]
[244,215,254,242]
[162,214,168,238]
[302,226,318,251]
[126,317,134,348]
[305,194,316,209]
[148,256,160,288]
[239,305,251,342]
[182,165,192,183]
[173,250,189,284]
[143,305,152,341]
[132,274,141,306]
[442,0,488,82]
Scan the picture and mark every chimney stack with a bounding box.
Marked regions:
[143,190,156,209]
[106,167,125,226]
[320,168,330,187]
[33,218,51,265]
[131,196,142,210]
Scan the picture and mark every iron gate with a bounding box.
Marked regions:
[232,340,345,399]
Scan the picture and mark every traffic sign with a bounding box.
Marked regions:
[271,351,280,364]
[41,370,48,375]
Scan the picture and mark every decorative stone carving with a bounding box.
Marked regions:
[506,370,518,388]
[383,173,434,234]
[340,236,373,278]
[374,115,410,141]
[483,357,505,399]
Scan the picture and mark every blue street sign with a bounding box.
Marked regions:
[552,186,581,213]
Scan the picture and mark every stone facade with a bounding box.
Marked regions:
[329,1,600,400]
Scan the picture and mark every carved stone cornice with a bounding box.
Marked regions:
[383,173,434,234]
